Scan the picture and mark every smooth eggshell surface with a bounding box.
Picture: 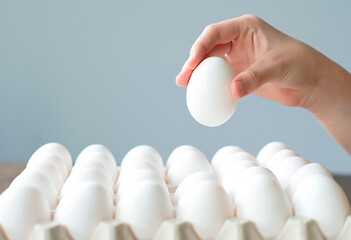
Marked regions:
[267,149,298,171]
[124,145,163,169]
[177,181,233,240]
[293,174,350,239]
[116,181,173,240]
[286,163,332,200]
[167,150,213,186]
[28,143,72,173]
[55,182,113,240]
[121,152,164,178]
[257,142,290,166]
[174,172,217,204]
[10,170,58,208]
[166,145,201,170]
[211,146,244,174]
[27,154,68,180]
[236,175,292,239]
[0,185,50,240]
[271,156,308,190]
[186,57,237,127]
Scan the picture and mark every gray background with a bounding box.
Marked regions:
[0,0,350,173]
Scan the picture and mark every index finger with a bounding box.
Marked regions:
[176,17,244,87]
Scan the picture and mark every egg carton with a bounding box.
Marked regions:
[0,215,350,240]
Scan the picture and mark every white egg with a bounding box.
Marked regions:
[186,57,237,127]
[211,146,244,174]
[55,182,113,240]
[225,166,278,202]
[271,156,308,190]
[217,152,257,180]
[167,150,213,186]
[76,144,115,163]
[10,170,58,208]
[28,143,72,173]
[116,181,173,240]
[116,169,166,203]
[118,161,163,185]
[266,149,298,171]
[257,141,290,166]
[124,145,163,169]
[174,172,218,205]
[177,181,233,240]
[121,151,164,178]
[27,154,68,179]
[75,150,117,183]
[71,159,115,186]
[166,145,201,170]
[26,160,64,192]
[236,175,292,239]
[293,174,350,239]
[60,168,114,198]
[286,163,333,200]
[221,160,258,193]
[0,185,50,240]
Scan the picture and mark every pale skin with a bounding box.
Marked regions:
[176,15,351,155]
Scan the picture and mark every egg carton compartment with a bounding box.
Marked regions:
[1,216,351,240]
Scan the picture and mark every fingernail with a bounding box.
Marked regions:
[236,80,247,96]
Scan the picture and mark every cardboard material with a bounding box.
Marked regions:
[215,218,263,240]
[154,219,200,240]
[91,220,137,240]
[274,217,326,240]
[336,215,351,240]
[28,222,72,240]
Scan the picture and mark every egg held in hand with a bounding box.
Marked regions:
[186,57,237,127]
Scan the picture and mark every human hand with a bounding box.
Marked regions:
[176,15,351,154]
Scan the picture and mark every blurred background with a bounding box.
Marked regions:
[0,0,350,173]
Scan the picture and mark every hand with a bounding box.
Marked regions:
[176,15,351,154]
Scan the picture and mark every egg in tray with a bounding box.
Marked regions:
[0,143,350,240]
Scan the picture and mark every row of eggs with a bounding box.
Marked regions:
[0,142,350,240]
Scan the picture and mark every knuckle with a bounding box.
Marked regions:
[242,14,261,24]
[204,23,219,37]
[247,70,263,88]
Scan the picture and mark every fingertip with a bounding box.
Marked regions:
[230,76,247,98]
[175,72,189,87]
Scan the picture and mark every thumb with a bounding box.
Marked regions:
[230,60,278,98]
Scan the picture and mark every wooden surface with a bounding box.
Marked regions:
[0,163,351,201]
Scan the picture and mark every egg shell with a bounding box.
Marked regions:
[60,168,114,198]
[27,154,68,180]
[226,166,278,202]
[166,145,201,170]
[236,174,292,239]
[177,181,233,240]
[116,181,173,240]
[186,57,237,127]
[174,172,218,205]
[10,170,58,208]
[0,185,50,240]
[121,152,164,178]
[26,161,64,192]
[167,150,213,186]
[286,163,333,200]
[29,143,72,173]
[293,174,350,239]
[116,169,166,203]
[75,151,117,183]
[118,161,163,185]
[271,156,309,190]
[267,149,298,171]
[71,160,115,186]
[211,146,244,174]
[124,145,163,169]
[76,144,115,164]
[55,182,113,240]
[217,152,257,180]
[221,160,258,193]
[257,142,290,166]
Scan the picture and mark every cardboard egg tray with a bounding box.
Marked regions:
[1,184,350,240]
